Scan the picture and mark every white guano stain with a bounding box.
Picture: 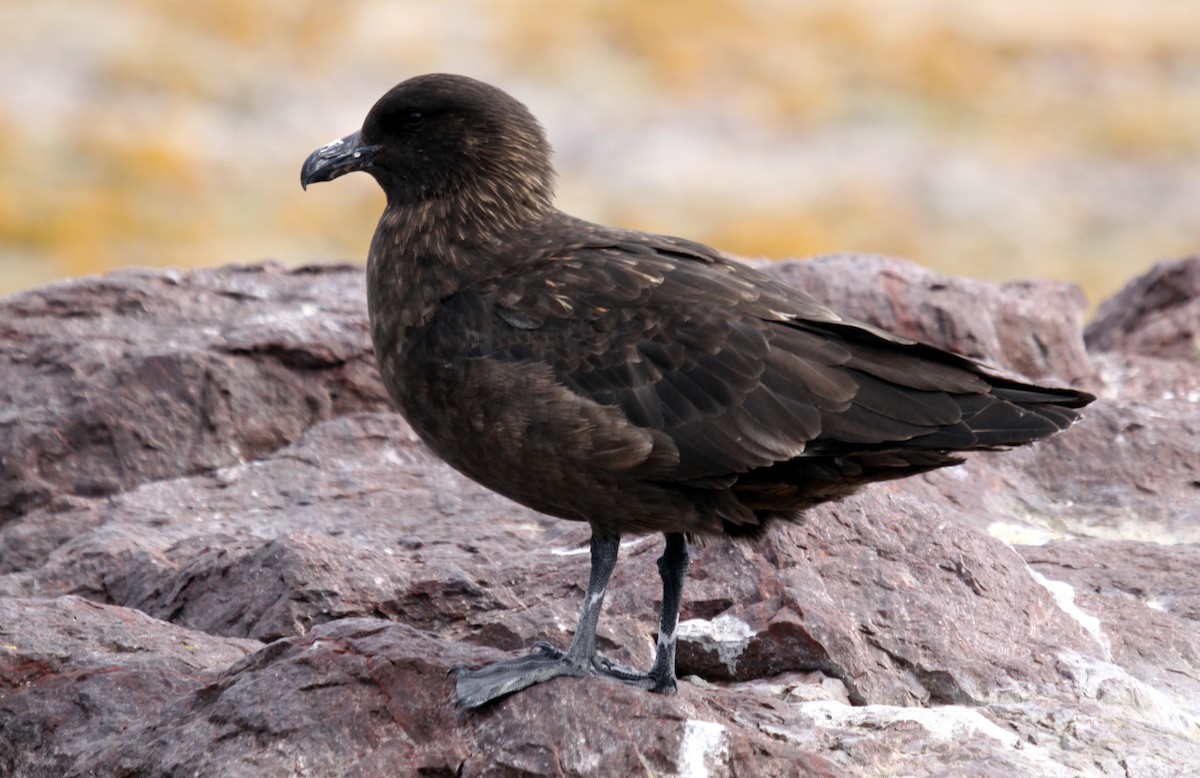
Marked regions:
[1028,569,1111,658]
[678,719,727,778]
[795,699,1021,747]
[1056,650,1200,735]
[677,614,756,675]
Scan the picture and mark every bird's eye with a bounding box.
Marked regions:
[407,112,424,127]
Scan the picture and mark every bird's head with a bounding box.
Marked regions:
[301,74,555,220]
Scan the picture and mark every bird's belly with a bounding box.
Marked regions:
[379,348,590,516]
[374,344,711,534]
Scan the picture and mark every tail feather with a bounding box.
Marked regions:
[967,376,1095,445]
[724,321,1096,531]
[988,378,1095,409]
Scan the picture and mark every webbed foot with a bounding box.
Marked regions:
[453,643,587,708]
[453,642,676,708]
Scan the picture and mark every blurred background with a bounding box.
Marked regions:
[2,0,1198,310]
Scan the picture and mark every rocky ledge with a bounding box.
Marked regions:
[1,255,1198,777]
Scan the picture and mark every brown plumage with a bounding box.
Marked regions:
[301,73,1094,708]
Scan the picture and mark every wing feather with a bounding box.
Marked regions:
[455,231,1087,485]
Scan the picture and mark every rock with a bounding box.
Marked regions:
[0,596,259,777]
[673,486,1106,707]
[1085,256,1200,362]
[0,263,390,524]
[1,256,1199,775]
[0,410,1106,709]
[1002,396,1200,542]
[1058,258,1200,542]
[1020,539,1200,703]
[21,616,840,778]
[764,254,1093,382]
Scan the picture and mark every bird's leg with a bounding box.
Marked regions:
[453,532,620,708]
[593,532,689,694]
[647,532,689,692]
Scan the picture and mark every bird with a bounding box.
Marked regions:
[301,73,1094,709]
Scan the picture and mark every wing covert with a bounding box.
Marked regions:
[452,233,993,483]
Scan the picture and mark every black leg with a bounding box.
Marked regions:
[560,530,620,665]
[590,532,689,695]
[454,532,621,708]
[454,532,691,707]
[648,532,689,692]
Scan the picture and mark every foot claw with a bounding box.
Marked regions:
[591,656,678,694]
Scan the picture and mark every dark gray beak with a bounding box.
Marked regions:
[300,130,382,189]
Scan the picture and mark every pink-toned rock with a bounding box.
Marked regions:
[1085,256,1200,362]
[1021,539,1200,702]
[2,407,1105,709]
[0,596,259,777]
[764,254,1093,382]
[0,263,389,523]
[1,256,1198,776]
[68,618,843,778]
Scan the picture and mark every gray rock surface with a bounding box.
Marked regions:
[1,257,1197,776]
[1084,256,1200,362]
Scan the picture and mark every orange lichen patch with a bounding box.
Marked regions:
[274,189,379,264]
[1088,95,1200,157]
[129,0,342,52]
[698,210,843,263]
[1,0,1197,307]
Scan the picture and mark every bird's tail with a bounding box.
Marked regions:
[955,376,1094,448]
[726,372,1095,529]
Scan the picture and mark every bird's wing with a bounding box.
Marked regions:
[452,234,1044,483]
